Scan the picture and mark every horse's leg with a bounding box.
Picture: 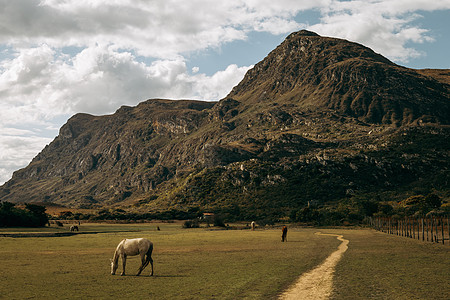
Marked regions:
[149,255,153,276]
[137,252,146,276]
[142,258,150,269]
[121,254,127,276]
[138,254,153,276]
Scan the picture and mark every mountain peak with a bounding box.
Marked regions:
[288,30,320,37]
[228,30,449,125]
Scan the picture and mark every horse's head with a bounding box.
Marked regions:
[110,259,118,275]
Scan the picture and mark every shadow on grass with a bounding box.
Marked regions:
[116,274,187,278]
[152,274,188,278]
[281,240,305,243]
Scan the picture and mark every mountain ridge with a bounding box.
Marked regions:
[228,30,449,125]
[1,30,449,220]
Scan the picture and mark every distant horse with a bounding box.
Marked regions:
[70,225,79,232]
[111,238,154,276]
[251,221,255,231]
[281,226,288,242]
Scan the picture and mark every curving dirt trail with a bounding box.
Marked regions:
[279,232,349,300]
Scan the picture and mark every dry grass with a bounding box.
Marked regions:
[3,225,447,299]
[0,224,339,299]
[327,228,450,299]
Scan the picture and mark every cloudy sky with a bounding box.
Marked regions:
[1,0,449,185]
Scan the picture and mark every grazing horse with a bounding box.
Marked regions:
[70,225,79,232]
[111,238,154,276]
[281,226,288,242]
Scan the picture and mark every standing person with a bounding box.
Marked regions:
[282,226,288,242]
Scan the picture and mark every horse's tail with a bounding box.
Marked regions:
[147,241,154,258]
[144,241,154,276]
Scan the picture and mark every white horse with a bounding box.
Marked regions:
[110,238,154,276]
[251,221,255,231]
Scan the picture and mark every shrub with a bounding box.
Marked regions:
[213,215,226,227]
[182,219,199,228]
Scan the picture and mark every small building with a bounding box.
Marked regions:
[202,212,215,222]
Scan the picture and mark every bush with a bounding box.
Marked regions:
[182,219,199,228]
[213,215,226,227]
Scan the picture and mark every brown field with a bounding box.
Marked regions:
[0,224,448,299]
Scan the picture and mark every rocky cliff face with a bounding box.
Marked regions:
[1,31,449,217]
[228,30,450,125]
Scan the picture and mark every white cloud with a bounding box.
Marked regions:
[309,0,450,62]
[1,0,447,62]
[191,64,252,100]
[1,0,449,185]
[0,0,308,58]
[0,44,249,123]
[0,130,53,184]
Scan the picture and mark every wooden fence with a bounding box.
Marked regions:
[367,216,450,245]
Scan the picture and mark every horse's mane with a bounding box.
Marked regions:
[112,239,126,263]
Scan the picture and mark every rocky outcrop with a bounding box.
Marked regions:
[228,30,450,126]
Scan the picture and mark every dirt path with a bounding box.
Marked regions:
[278,232,349,300]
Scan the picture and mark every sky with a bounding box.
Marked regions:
[1,0,449,185]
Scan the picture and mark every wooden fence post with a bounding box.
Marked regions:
[417,218,420,240]
[431,217,434,243]
[409,218,411,238]
[434,217,437,243]
[379,215,450,246]
[406,218,408,238]
[404,219,407,237]
[395,220,397,235]
[405,218,408,237]
[422,218,424,241]
[436,217,439,243]
[436,217,440,244]
[416,218,419,240]
[435,217,438,243]
[406,218,409,238]
[401,220,403,236]
[448,217,450,244]
[408,218,411,238]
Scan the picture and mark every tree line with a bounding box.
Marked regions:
[0,202,49,227]
[1,192,447,227]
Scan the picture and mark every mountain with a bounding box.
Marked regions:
[228,30,449,125]
[1,30,449,221]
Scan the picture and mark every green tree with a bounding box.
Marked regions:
[25,204,49,227]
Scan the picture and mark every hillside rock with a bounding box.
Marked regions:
[228,30,450,125]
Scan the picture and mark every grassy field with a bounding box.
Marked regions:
[0,224,448,299]
[329,229,450,299]
[0,223,339,299]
